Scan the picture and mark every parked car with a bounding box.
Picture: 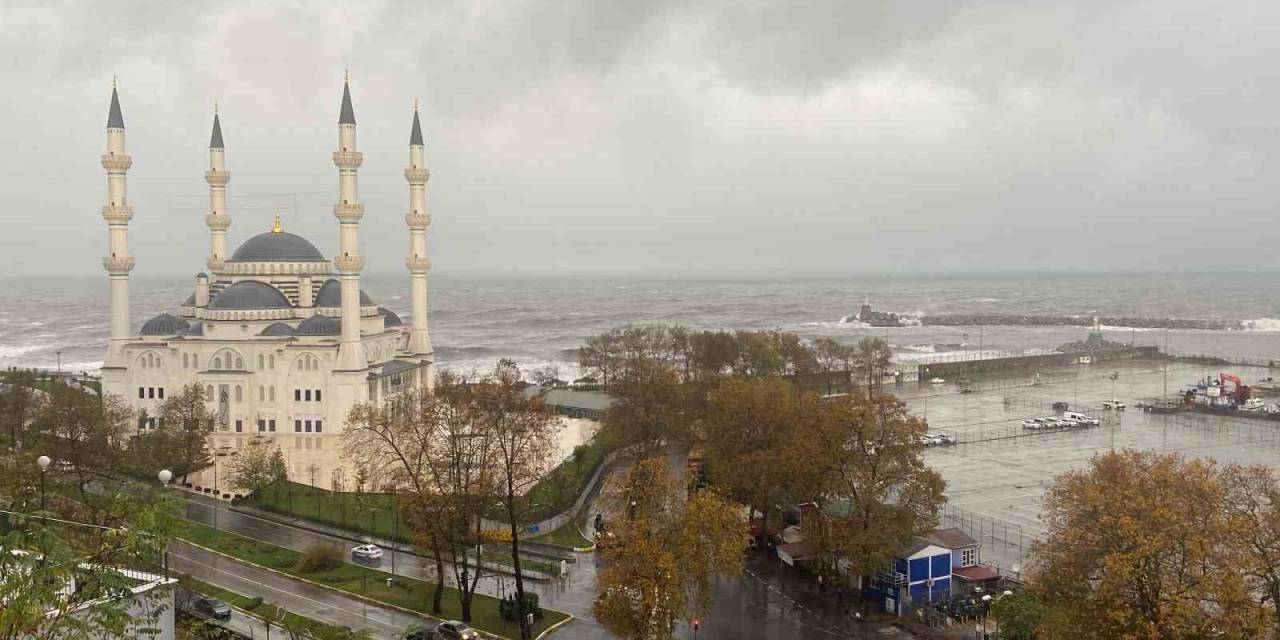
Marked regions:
[193,596,231,620]
[1021,419,1041,430]
[434,620,479,640]
[1041,418,1065,429]
[1052,401,1069,412]
[1102,400,1126,411]
[351,544,384,563]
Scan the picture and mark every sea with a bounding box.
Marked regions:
[4,271,1280,376]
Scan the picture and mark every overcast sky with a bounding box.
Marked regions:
[3,1,1279,278]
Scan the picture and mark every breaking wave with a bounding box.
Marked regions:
[1242,318,1280,332]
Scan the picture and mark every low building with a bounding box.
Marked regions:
[865,528,982,615]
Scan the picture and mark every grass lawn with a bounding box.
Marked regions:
[175,520,571,639]
[534,521,594,549]
[184,576,357,637]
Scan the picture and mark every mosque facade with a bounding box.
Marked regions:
[97,78,435,488]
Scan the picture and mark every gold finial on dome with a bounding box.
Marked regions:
[272,214,283,233]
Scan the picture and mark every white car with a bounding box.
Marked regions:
[1021,419,1042,430]
[930,377,946,384]
[351,544,383,562]
[1102,400,1126,411]
[1041,418,1065,429]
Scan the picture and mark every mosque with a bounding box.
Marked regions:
[97,77,434,488]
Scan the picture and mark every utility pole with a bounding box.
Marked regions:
[1163,330,1169,402]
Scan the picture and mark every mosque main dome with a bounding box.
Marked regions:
[229,230,326,262]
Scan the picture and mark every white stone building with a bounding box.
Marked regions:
[96,78,435,487]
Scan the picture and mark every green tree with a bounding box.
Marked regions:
[226,435,287,497]
[989,591,1045,640]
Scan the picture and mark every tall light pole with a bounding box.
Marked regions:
[55,350,62,375]
[36,455,50,512]
[159,469,172,578]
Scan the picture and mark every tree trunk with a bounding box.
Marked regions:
[507,487,532,640]
[431,540,445,615]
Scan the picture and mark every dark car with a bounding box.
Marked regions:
[435,620,479,640]
[193,596,232,620]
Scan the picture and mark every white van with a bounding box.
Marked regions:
[1063,411,1100,426]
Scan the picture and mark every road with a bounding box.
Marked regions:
[171,541,419,639]
[184,478,900,638]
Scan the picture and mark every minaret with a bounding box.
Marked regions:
[404,101,433,355]
[101,80,135,370]
[205,107,231,272]
[332,74,368,370]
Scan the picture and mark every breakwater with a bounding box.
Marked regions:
[921,314,1239,331]
[917,345,1159,379]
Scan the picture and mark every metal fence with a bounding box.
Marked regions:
[939,503,1040,569]
[1159,412,1280,451]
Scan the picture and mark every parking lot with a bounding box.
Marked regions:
[900,360,1279,570]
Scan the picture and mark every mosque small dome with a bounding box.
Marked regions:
[314,278,374,307]
[378,307,403,327]
[259,322,297,337]
[140,313,190,336]
[208,281,292,309]
[296,315,341,336]
[229,231,326,262]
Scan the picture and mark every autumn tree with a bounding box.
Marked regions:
[1033,450,1269,639]
[800,393,945,578]
[226,435,287,497]
[702,376,815,541]
[1220,463,1280,633]
[593,458,747,640]
[600,359,691,455]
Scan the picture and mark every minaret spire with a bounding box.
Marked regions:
[101,80,135,370]
[333,75,367,370]
[404,100,433,355]
[205,109,231,272]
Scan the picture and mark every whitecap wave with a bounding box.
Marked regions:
[1242,318,1280,332]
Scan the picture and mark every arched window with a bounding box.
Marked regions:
[269,355,275,369]
[258,354,264,369]
[192,355,199,369]
[235,386,243,402]
[259,386,265,402]
[235,357,244,369]
[213,356,222,369]
[269,387,275,402]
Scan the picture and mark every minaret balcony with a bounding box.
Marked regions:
[332,151,364,168]
[101,204,134,223]
[102,256,136,274]
[204,170,231,186]
[333,203,365,222]
[100,154,133,171]
[205,213,232,230]
[405,212,431,229]
[206,258,225,273]
[334,255,366,273]
[404,167,430,183]
[405,256,431,273]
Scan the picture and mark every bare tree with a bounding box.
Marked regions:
[477,365,560,639]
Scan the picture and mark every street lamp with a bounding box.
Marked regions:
[36,455,50,511]
[158,469,172,579]
[981,594,992,637]
[158,469,172,485]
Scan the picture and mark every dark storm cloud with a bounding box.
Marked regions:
[2,0,1280,279]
